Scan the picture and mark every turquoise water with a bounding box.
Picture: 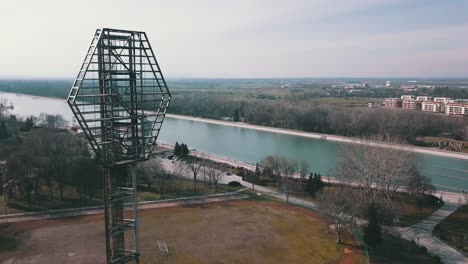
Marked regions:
[2,92,467,192]
[158,118,468,192]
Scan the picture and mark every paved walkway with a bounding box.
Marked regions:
[238,179,318,210]
[0,189,248,224]
[161,158,318,210]
[387,201,467,264]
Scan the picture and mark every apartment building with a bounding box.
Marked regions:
[445,104,468,116]
[421,102,444,113]
[416,96,432,102]
[401,95,415,100]
[402,99,422,110]
[384,98,402,108]
[434,97,455,104]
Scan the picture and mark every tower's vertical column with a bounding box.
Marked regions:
[131,164,140,263]
[103,167,112,263]
[110,166,125,260]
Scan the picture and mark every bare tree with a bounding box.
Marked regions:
[171,161,186,193]
[464,191,468,205]
[205,163,225,192]
[185,156,204,192]
[139,158,171,197]
[298,160,309,195]
[0,98,8,118]
[261,155,283,181]
[279,176,296,204]
[278,157,298,204]
[317,187,361,243]
[335,136,418,208]
[407,171,434,197]
[200,159,211,188]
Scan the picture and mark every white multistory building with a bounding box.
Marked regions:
[416,96,432,102]
[445,104,468,116]
[401,95,415,100]
[421,102,444,113]
[434,97,455,104]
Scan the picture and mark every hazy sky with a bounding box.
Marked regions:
[2,0,468,79]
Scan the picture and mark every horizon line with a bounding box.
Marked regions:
[1,76,468,81]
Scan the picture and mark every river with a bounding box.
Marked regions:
[1,91,467,193]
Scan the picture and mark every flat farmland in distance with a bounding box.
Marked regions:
[0,201,360,264]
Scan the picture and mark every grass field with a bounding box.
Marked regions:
[436,204,468,254]
[0,201,364,264]
[394,193,443,227]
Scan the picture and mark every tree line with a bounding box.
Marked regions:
[0,111,100,209]
[169,93,467,143]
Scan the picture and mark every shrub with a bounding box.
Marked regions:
[236,171,245,177]
[258,179,269,186]
[432,256,441,263]
[228,181,242,187]
[420,246,427,253]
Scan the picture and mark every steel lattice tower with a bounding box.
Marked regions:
[67,28,171,263]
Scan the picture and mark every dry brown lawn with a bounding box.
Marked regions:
[0,201,360,264]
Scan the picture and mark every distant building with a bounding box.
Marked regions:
[384,98,402,108]
[421,102,444,113]
[401,95,415,100]
[400,85,418,92]
[362,83,369,88]
[402,99,422,110]
[385,81,391,88]
[346,89,362,94]
[416,96,432,102]
[434,97,454,104]
[445,104,468,116]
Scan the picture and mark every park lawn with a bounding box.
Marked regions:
[257,184,442,228]
[394,193,442,227]
[436,204,468,253]
[370,234,441,264]
[0,200,364,264]
[1,179,242,215]
[137,178,242,202]
[1,184,103,215]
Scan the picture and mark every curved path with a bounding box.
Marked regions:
[387,200,466,264]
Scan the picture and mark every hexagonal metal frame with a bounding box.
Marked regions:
[67,28,171,166]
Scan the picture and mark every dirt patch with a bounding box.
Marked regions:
[0,200,360,264]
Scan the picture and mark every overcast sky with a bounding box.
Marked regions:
[2,0,468,79]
